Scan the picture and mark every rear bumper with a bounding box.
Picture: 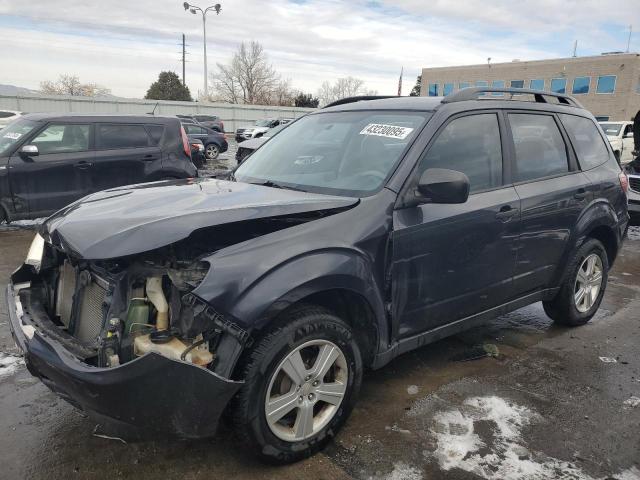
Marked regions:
[6,282,242,439]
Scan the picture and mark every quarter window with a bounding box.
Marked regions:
[145,125,165,145]
[30,124,90,155]
[551,78,567,94]
[560,114,609,170]
[596,75,616,94]
[510,80,525,89]
[529,79,544,90]
[98,124,150,149]
[509,114,569,182]
[418,113,503,193]
[428,83,438,96]
[572,76,590,94]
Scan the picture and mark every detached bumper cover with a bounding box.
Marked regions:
[6,283,242,439]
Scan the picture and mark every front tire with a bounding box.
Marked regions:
[233,305,362,464]
[543,238,609,326]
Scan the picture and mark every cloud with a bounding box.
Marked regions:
[0,0,637,98]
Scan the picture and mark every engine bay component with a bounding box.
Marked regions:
[134,333,213,366]
[145,276,168,331]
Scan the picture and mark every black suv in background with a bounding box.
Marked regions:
[178,114,224,132]
[0,114,197,222]
[7,89,628,464]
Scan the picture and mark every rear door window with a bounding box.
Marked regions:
[559,114,610,170]
[97,124,150,149]
[509,114,569,182]
[418,113,503,193]
[30,124,90,155]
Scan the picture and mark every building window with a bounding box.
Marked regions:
[443,83,454,96]
[428,83,438,96]
[510,80,525,89]
[491,80,505,96]
[475,80,489,87]
[572,76,590,94]
[551,78,567,94]
[529,79,544,90]
[596,75,616,94]
[459,82,471,90]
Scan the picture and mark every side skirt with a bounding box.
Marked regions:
[371,288,559,370]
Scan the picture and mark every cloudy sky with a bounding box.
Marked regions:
[0,0,639,99]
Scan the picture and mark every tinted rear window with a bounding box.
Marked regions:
[145,124,165,145]
[560,114,610,170]
[0,111,16,118]
[509,114,569,182]
[98,124,150,149]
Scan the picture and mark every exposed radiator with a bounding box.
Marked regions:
[74,276,108,344]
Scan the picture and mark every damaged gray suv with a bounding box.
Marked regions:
[7,88,629,463]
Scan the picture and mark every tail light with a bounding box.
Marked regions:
[180,126,191,158]
[619,172,629,194]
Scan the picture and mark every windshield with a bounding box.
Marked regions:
[599,123,623,136]
[0,118,38,156]
[263,123,288,138]
[235,110,430,196]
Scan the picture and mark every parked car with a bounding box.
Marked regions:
[235,123,289,165]
[0,110,23,129]
[178,114,225,133]
[7,88,628,464]
[599,121,634,164]
[189,138,206,169]
[235,118,293,142]
[183,123,228,161]
[0,114,197,222]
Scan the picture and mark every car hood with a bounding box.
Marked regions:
[41,178,358,259]
[238,137,268,150]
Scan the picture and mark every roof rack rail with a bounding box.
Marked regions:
[441,87,583,108]
[323,95,399,109]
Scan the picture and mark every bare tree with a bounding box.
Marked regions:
[316,76,377,106]
[211,41,283,105]
[40,74,111,97]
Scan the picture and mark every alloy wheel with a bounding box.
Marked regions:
[264,340,349,442]
[206,144,220,159]
[574,253,603,313]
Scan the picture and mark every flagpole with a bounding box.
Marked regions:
[397,66,404,96]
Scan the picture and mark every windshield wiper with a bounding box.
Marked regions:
[251,180,305,192]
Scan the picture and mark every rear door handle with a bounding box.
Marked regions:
[74,161,93,169]
[573,188,588,200]
[495,205,519,221]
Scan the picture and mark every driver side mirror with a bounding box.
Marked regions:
[416,168,470,204]
[19,145,39,158]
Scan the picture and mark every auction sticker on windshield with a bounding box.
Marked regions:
[360,124,414,139]
[3,132,22,140]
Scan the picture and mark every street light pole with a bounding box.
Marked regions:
[183,2,221,100]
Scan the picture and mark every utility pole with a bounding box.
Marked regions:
[182,33,186,86]
[573,39,578,57]
[183,3,222,100]
[627,25,633,53]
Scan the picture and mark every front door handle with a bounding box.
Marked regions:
[495,205,519,221]
[74,161,93,169]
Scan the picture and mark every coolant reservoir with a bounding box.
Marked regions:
[134,334,213,366]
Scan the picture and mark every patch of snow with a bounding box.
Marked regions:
[407,385,420,395]
[425,395,639,480]
[627,226,640,242]
[623,396,640,408]
[381,462,422,480]
[0,353,24,378]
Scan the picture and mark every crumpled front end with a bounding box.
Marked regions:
[7,233,245,438]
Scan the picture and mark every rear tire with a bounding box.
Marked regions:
[232,305,362,464]
[205,143,220,160]
[543,238,609,326]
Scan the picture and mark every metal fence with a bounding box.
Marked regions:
[0,94,316,132]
